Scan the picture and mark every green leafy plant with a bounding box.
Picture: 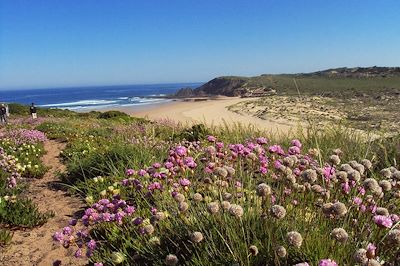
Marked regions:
[0,198,54,229]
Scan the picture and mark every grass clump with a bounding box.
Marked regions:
[0,197,53,229]
[0,228,13,246]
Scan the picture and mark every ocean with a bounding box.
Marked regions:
[0,83,202,111]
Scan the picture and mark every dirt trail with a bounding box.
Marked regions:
[0,140,86,266]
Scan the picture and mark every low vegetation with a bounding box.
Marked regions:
[1,103,400,265]
[0,126,53,245]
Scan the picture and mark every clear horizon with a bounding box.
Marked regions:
[0,81,205,92]
[1,0,400,90]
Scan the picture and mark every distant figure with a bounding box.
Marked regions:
[0,104,7,124]
[30,103,37,119]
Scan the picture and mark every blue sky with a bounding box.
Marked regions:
[0,0,399,89]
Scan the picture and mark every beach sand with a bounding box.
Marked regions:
[110,96,298,133]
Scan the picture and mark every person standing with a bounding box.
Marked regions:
[30,103,37,119]
[0,104,7,124]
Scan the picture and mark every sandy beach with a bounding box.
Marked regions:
[109,96,298,133]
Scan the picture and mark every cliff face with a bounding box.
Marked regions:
[195,77,248,96]
[175,77,248,97]
[174,87,196,97]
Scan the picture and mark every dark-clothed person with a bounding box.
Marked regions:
[30,103,37,119]
[0,104,7,124]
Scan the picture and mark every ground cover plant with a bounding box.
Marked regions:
[43,115,400,265]
[0,126,53,244]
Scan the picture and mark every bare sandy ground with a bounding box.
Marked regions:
[110,97,298,133]
[0,141,85,266]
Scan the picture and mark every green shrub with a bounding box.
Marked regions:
[36,121,80,140]
[177,124,209,141]
[8,103,29,115]
[0,197,53,228]
[7,103,77,117]
[97,110,150,124]
[98,111,130,120]
[64,142,166,188]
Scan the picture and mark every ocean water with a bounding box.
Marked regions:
[0,83,201,110]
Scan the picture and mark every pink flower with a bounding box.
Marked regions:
[184,157,197,168]
[62,226,73,235]
[179,178,191,187]
[367,243,376,254]
[293,168,301,176]
[164,161,174,168]
[268,145,284,155]
[152,162,161,169]
[175,146,187,156]
[271,195,276,204]
[323,166,335,180]
[74,248,82,258]
[259,166,268,174]
[53,232,64,242]
[318,259,337,266]
[291,139,302,148]
[353,197,363,206]
[256,137,268,145]
[69,219,77,226]
[390,214,400,223]
[138,169,147,176]
[273,160,282,169]
[148,182,162,191]
[341,182,350,194]
[87,240,97,251]
[125,206,135,215]
[216,142,224,149]
[207,135,216,142]
[369,204,377,214]
[125,169,135,176]
[288,146,301,155]
[205,167,213,174]
[373,215,393,228]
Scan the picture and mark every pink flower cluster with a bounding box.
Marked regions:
[53,196,135,258]
[81,196,135,226]
[53,225,97,258]
[373,215,393,228]
[1,129,47,144]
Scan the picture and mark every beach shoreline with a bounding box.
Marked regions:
[99,96,298,132]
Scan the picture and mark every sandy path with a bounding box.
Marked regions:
[0,141,85,266]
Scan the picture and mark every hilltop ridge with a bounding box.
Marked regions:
[299,66,400,78]
[175,66,400,97]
